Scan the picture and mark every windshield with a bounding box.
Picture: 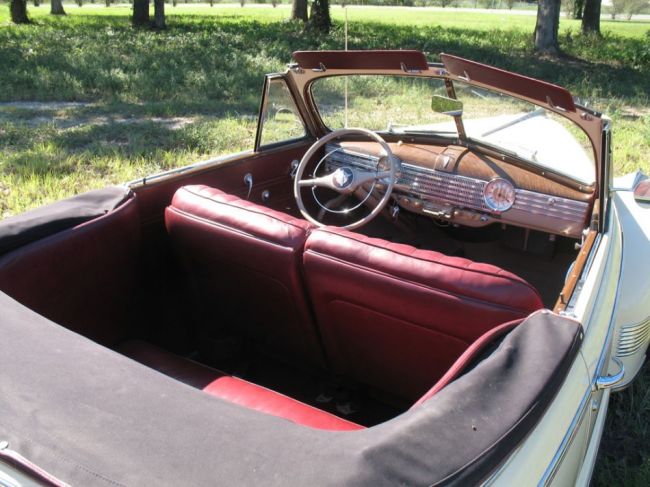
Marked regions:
[311,75,596,185]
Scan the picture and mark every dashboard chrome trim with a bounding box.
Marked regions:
[325,144,590,236]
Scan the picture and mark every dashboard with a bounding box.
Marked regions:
[325,141,593,238]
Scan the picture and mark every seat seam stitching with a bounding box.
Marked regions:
[305,249,535,315]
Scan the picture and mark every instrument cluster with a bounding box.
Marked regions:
[325,143,591,238]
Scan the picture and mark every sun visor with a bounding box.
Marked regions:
[440,53,576,112]
[292,50,429,71]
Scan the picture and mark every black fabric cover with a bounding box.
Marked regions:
[0,186,131,256]
[0,294,582,487]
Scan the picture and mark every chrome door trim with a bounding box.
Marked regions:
[595,357,625,390]
[539,384,592,486]
[540,222,623,485]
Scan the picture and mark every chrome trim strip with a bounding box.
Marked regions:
[595,357,626,389]
[127,150,251,188]
[541,218,622,485]
[327,144,590,225]
[513,190,588,222]
[539,384,593,486]
[616,317,650,357]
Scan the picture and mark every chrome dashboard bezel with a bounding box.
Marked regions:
[324,143,590,237]
[482,177,516,213]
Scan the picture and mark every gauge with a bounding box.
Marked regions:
[483,178,516,212]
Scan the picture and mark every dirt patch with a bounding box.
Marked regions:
[619,106,650,119]
[0,102,195,130]
[0,101,94,110]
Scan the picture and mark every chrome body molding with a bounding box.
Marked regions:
[615,317,650,357]
[325,143,589,236]
[541,202,623,486]
[128,149,251,188]
[538,383,593,486]
[487,200,623,486]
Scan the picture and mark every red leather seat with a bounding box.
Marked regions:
[119,340,363,431]
[302,227,544,400]
[165,185,325,368]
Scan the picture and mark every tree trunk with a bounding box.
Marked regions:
[10,0,30,23]
[572,0,584,18]
[132,0,149,27]
[309,0,331,33]
[581,0,601,34]
[291,0,308,21]
[153,0,165,29]
[534,0,561,55]
[51,0,66,15]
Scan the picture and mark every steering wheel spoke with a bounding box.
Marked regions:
[298,174,336,190]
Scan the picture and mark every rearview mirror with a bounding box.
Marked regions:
[431,95,463,117]
[273,106,299,122]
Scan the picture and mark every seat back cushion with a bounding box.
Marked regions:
[303,227,544,400]
[165,185,325,367]
[0,193,141,345]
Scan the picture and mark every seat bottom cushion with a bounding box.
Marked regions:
[118,340,363,432]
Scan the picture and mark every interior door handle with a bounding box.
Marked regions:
[595,356,625,390]
[244,173,253,200]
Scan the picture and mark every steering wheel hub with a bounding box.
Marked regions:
[332,167,355,190]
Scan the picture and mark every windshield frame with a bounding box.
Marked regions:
[285,60,603,192]
[306,72,597,188]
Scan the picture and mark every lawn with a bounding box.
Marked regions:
[0,5,648,215]
[0,8,649,481]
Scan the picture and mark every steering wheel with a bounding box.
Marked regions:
[293,128,397,230]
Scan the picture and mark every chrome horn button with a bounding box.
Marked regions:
[332,167,354,189]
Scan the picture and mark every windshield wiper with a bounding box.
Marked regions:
[386,124,457,135]
[480,107,545,138]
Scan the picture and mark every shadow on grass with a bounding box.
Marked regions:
[0,15,648,110]
[0,114,256,180]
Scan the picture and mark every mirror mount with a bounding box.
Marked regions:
[431,94,466,143]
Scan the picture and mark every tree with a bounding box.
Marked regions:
[309,0,331,33]
[132,0,149,27]
[562,0,584,18]
[291,0,308,21]
[10,0,30,23]
[624,0,650,19]
[51,0,66,15]
[611,0,649,19]
[581,0,601,34]
[153,0,165,29]
[534,0,561,55]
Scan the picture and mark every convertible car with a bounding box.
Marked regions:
[1,50,649,486]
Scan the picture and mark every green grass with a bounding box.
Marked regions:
[0,5,650,484]
[0,6,647,215]
[597,363,650,486]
